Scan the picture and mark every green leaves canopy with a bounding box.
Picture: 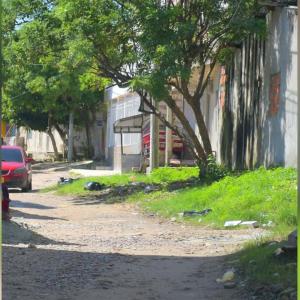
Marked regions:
[3,0,109,130]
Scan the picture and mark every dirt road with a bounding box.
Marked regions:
[3,168,261,300]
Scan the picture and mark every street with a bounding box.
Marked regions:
[3,167,260,300]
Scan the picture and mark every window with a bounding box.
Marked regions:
[1,148,23,162]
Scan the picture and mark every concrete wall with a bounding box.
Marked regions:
[216,5,297,169]
[261,6,297,167]
[19,128,64,160]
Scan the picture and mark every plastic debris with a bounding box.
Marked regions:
[84,182,104,191]
[144,185,160,194]
[224,220,242,227]
[58,177,74,185]
[183,209,212,217]
[216,270,235,283]
[240,221,259,228]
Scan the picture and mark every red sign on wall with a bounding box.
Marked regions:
[269,73,280,116]
[219,66,227,110]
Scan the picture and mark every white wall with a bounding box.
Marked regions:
[18,128,64,160]
[105,86,142,170]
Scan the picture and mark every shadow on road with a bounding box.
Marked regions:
[2,221,78,246]
[9,188,41,194]
[10,199,56,210]
[10,209,67,221]
[2,244,243,300]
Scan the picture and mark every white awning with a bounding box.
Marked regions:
[113,114,149,134]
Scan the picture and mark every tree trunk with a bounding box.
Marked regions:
[165,95,207,161]
[47,129,59,160]
[165,105,173,165]
[149,100,159,171]
[47,114,59,160]
[67,111,74,162]
[90,109,102,160]
[84,115,92,158]
[139,92,203,163]
[54,124,67,146]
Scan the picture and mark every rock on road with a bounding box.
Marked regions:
[3,167,261,300]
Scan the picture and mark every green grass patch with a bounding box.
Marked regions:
[129,167,297,293]
[131,167,297,232]
[42,167,199,195]
[236,237,296,290]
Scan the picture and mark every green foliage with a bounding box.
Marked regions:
[134,168,296,231]
[150,167,199,183]
[206,154,229,182]
[2,0,109,133]
[3,0,266,165]
[43,167,199,195]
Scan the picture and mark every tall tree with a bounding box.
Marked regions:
[3,1,109,159]
[57,0,265,176]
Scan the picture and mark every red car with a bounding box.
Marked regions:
[1,145,33,191]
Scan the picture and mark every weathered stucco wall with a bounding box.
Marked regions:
[261,6,297,167]
[218,5,297,169]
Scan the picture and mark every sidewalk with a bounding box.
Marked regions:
[32,160,120,178]
[32,160,94,171]
[69,169,120,177]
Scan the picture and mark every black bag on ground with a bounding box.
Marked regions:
[84,181,104,191]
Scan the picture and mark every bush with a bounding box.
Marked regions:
[205,155,229,182]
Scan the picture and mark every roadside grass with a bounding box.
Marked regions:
[235,237,297,290]
[43,166,296,234]
[131,167,296,232]
[42,167,199,195]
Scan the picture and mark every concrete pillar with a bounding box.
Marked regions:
[165,105,173,165]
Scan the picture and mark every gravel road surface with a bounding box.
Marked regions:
[3,168,261,300]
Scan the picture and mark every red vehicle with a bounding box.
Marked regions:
[1,145,33,191]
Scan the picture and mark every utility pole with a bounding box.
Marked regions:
[67,111,74,162]
[149,100,159,172]
[165,105,173,165]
